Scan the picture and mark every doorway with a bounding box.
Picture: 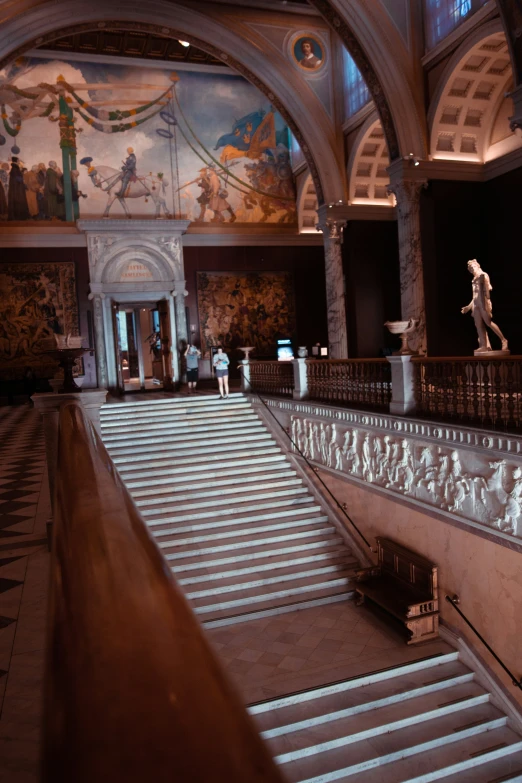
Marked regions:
[115,305,164,392]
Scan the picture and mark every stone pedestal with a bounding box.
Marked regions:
[316,205,348,360]
[387,163,428,356]
[33,389,108,511]
[387,355,416,416]
[240,360,251,393]
[292,358,309,400]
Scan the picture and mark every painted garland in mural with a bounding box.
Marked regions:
[0,55,297,224]
[196,271,296,356]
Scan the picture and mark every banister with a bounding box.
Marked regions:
[445,594,522,690]
[43,401,285,783]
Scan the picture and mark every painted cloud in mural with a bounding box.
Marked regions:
[0,56,296,225]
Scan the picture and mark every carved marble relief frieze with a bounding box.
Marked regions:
[289,413,522,540]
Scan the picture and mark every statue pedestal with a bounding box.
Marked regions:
[473,350,510,358]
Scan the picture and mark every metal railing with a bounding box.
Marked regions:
[306,359,392,410]
[43,401,285,783]
[412,356,522,431]
[445,594,522,690]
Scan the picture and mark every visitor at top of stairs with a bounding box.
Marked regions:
[213,347,230,399]
[184,343,201,394]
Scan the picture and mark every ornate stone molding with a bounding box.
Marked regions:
[257,397,522,546]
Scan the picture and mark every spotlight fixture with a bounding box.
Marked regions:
[405,152,420,167]
[179,40,190,48]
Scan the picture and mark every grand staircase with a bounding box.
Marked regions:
[100,392,522,783]
[100,392,359,627]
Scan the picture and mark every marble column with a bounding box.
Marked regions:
[173,280,189,348]
[88,292,108,388]
[387,174,428,355]
[316,206,348,359]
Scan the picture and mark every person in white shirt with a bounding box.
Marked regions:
[213,346,230,398]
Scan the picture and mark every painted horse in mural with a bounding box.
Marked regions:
[81,163,171,219]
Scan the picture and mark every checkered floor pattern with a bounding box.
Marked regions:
[0,406,46,539]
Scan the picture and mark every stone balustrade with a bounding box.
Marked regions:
[240,355,522,434]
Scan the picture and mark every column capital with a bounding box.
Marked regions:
[316,204,349,244]
[387,177,428,206]
[172,279,188,296]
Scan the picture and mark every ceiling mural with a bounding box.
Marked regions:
[0,56,296,225]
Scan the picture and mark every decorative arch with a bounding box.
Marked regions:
[308,0,427,161]
[429,22,521,163]
[347,113,393,206]
[101,246,177,285]
[0,1,346,205]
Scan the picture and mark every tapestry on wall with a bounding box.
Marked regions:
[0,56,296,225]
[0,262,79,377]
[197,271,296,356]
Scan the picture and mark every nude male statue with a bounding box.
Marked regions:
[461,259,508,354]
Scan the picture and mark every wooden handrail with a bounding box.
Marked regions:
[43,401,285,783]
[305,358,389,364]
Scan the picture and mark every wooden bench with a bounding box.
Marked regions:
[355,537,439,645]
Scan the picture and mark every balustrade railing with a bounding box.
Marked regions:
[412,356,522,431]
[306,359,392,410]
[249,360,294,397]
[43,401,285,783]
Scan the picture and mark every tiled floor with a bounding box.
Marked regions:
[208,601,450,705]
[0,405,50,783]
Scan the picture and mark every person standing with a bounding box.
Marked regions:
[184,343,201,394]
[24,165,40,219]
[117,147,137,197]
[213,346,230,398]
[7,157,30,220]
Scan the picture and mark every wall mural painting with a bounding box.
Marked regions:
[197,271,296,356]
[0,57,296,225]
[0,262,79,378]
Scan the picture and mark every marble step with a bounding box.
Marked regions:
[106,430,272,456]
[186,561,355,600]
[436,750,522,782]
[177,549,356,585]
[324,727,522,783]
[101,392,245,413]
[252,658,475,736]
[159,526,340,560]
[120,455,288,483]
[100,400,252,423]
[101,408,255,432]
[168,538,347,572]
[103,406,254,427]
[135,478,304,509]
[102,419,263,443]
[150,516,333,549]
[192,573,354,618]
[280,702,508,782]
[249,653,460,717]
[144,493,316,525]
[129,468,297,495]
[111,441,281,466]
[203,591,352,629]
[268,681,491,761]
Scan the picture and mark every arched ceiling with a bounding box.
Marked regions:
[0,1,346,205]
[429,25,521,164]
[347,114,393,206]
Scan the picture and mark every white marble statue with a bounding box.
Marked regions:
[461,259,509,354]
